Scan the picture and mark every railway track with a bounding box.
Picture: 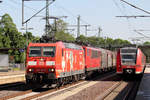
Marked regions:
[0,72,142,100]
[123,80,141,100]
[0,82,38,100]
[97,77,141,100]
[0,71,117,100]
[95,80,124,100]
[0,82,25,90]
[25,73,117,100]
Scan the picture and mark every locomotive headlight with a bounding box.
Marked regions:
[46,61,55,66]
[28,68,34,72]
[51,68,54,72]
[48,68,55,72]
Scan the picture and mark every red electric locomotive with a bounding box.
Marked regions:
[83,46,116,76]
[83,46,101,76]
[116,47,146,75]
[25,41,116,86]
[25,41,85,85]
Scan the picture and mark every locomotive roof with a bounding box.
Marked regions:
[63,42,82,50]
[28,41,82,50]
[83,46,114,53]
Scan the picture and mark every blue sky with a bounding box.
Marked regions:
[0,0,150,43]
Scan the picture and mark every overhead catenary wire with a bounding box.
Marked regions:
[116,0,150,41]
[54,1,91,26]
[23,0,55,24]
[134,30,150,39]
[120,0,150,15]
[116,15,150,18]
[53,2,99,37]
[112,0,134,39]
[9,0,100,37]
[1,1,19,15]
[119,0,134,31]
[53,3,77,21]
[136,30,150,32]
[113,0,126,16]
[116,1,150,38]
[8,0,38,12]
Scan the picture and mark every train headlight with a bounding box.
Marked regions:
[48,68,55,72]
[46,61,55,66]
[28,68,34,72]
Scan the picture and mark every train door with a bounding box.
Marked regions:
[101,50,107,70]
[108,52,112,69]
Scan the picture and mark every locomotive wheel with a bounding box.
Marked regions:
[57,78,63,87]
[61,78,65,86]
[74,75,79,82]
[64,77,68,85]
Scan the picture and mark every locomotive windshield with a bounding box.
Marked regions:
[29,47,41,57]
[43,47,55,57]
[29,46,56,57]
[121,48,137,65]
[122,55,136,60]
[121,54,136,65]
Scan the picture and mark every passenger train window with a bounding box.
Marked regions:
[29,47,41,57]
[43,47,56,57]
[91,50,99,58]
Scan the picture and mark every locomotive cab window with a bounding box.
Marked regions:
[29,47,41,57]
[121,48,137,65]
[43,47,56,57]
[121,55,136,64]
[122,55,136,60]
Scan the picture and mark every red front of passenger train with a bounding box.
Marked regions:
[116,47,146,75]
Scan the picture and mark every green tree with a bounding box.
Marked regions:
[0,14,40,63]
[0,26,4,48]
[0,14,31,63]
[113,38,131,46]
[143,41,150,45]
[49,19,75,42]
[87,36,100,46]
[55,31,75,42]
[76,35,88,44]
[0,14,23,48]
